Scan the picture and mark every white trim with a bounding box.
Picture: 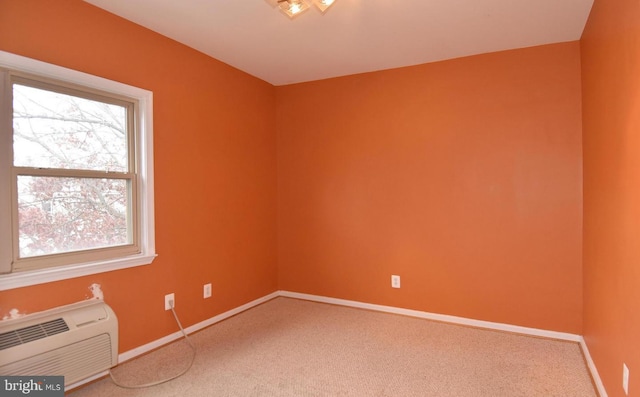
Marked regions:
[0,50,155,291]
[279,291,582,341]
[66,291,279,390]
[580,337,609,397]
[0,51,149,99]
[0,72,12,275]
[0,254,157,291]
[119,291,279,363]
[280,291,607,395]
[66,371,109,392]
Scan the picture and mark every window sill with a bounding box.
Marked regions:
[0,253,157,291]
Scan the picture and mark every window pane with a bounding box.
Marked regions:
[17,176,131,258]
[13,84,128,172]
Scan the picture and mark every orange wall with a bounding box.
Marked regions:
[0,0,278,352]
[0,0,600,375]
[277,42,584,333]
[581,0,640,396]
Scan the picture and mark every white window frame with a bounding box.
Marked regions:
[0,51,156,291]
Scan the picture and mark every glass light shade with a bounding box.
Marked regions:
[278,0,310,18]
[313,0,336,12]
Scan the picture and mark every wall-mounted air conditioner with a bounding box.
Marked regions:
[0,300,118,386]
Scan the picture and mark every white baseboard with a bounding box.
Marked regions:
[66,371,109,391]
[68,289,607,397]
[119,291,280,363]
[580,337,608,397]
[66,291,279,390]
[279,290,607,397]
[279,290,582,341]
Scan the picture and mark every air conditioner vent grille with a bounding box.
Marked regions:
[0,318,69,351]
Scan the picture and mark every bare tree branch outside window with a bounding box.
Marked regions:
[13,84,131,258]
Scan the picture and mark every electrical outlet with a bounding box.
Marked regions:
[391,275,401,289]
[164,293,175,311]
[203,283,212,299]
[623,363,629,395]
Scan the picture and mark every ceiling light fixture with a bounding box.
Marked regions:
[271,0,337,18]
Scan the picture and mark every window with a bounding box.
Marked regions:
[0,51,155,290]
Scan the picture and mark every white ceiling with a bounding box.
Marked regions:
[83,0,594,86]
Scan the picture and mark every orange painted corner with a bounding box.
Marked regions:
[276,42,583,334]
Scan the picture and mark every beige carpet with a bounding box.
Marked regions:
[70,297,597,396]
